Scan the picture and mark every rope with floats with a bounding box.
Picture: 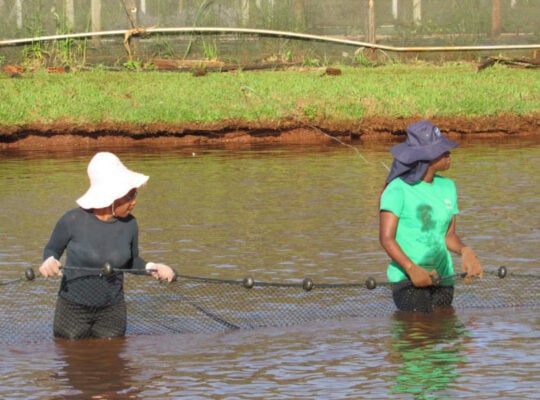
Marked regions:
[1,264,538,343]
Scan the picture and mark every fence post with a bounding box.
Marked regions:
[241,0,249,25]
[491,0,502,38]
[66,0,74,27]
[15,0,22,29]
[91,0,101,47]
[392,0,399,19]
[413,0,422,25]
[367,0,376,44]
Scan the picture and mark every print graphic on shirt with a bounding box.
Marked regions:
[417,204,435,232]
[415,203,441,268]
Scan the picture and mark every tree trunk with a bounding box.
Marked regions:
[122,0,141,59]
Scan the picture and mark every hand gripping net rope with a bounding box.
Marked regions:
[0,267,537,344]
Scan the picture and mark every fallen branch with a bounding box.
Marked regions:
[477,55,540,71]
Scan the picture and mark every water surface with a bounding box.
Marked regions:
[0,138,539,399]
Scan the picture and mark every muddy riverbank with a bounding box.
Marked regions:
[1,114,538,150]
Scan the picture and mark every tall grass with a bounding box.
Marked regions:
[0,63,538,128]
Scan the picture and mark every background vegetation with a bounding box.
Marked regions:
[1,0,538,69]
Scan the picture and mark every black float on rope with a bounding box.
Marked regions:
[302,277,314,291]
[365,277,377,290]
[24,267,35,281]
[101,263,114,277]
[242,275,255,289]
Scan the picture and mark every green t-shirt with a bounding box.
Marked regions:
[380,175,459,282]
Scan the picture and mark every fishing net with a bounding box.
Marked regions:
[0,267,537,344]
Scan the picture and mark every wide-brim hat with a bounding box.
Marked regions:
[391,120,458,164]
[76,152,149,209]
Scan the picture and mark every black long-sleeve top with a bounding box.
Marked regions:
[43,207,147,307]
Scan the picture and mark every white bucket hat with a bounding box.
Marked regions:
[76,152,149,209]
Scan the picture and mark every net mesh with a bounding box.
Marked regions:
[0,268,538,344]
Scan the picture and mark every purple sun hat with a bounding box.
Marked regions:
[390,120,458,164]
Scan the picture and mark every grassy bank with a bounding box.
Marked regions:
[0,63,538,128]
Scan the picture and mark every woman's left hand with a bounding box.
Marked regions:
[149,263,176,282]
[461,247,483,280]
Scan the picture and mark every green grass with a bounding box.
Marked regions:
[0,63,538,127]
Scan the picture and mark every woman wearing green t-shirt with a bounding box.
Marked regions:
[379,120,483,312]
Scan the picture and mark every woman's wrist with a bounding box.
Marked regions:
[461,246,472,256]
[403,261,415,272]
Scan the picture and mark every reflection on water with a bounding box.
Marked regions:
[53,338,140,399]
[388,309,468,398]
[1,139,539,399]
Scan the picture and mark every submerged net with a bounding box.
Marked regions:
[0,267,538,344]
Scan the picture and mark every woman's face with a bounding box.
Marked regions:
[113,189,137,218]
[429,151,452,172]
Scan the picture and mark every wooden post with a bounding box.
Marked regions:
[91,0,101,47]
[392,0,399,20]
[367,0,376,44]
[491,0,502,38]
[15,0,23,30]
[65,0,74,27]
[293,0,305,22]
[413,0,422,25]
[178,0,186,24]
[240,0,249,25]
[91,0,101,31]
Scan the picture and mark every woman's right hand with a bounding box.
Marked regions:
[407,263,437,287]
[39,256,62,277]
[147,263,176,282]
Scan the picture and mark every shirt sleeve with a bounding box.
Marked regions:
[131,221,147,270]
[43,212,71,261]
[380,179,404,216]
[451,180,459,215]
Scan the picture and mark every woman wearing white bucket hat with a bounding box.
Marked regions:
[379,120,483,313]
[39,152,175,339]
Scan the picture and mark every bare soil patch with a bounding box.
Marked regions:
[1,114,538,150]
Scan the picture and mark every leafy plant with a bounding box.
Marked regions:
[202,39,219,60]
[21,9,48,67]
[123,60,155,71]
[352,49,378,67]
[123,59,145,70]
[150,34,176,59]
